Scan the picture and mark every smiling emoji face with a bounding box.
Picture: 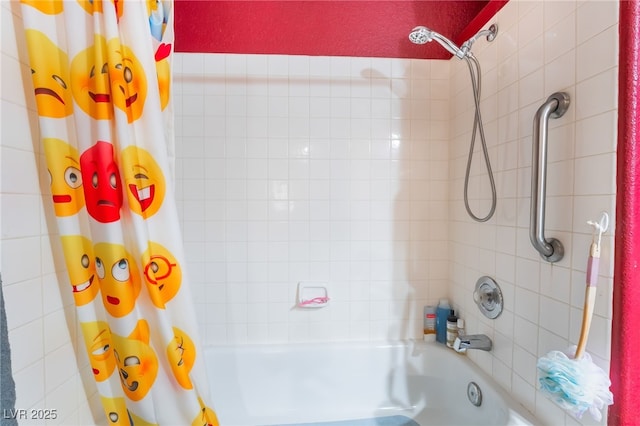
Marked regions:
[80,141,123,223]
[111,319,158,401]
[120,146,165,218]
[80,321,116,382]
[166,327,195,389]
[25,30,73,118]
[44,138,85,217]
[141,242,181,308]
[60,235,99,306]
[94,242,141,318]
[107,38,147,123]
[71,35,113,120]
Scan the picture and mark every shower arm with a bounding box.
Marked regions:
[529,92,570,263]
[460,25,498,58]
[430,32,466,59]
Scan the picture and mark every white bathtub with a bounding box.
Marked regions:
[205,340,538,426]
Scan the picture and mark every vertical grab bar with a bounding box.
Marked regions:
[530,92,570,263]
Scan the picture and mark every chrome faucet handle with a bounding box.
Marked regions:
[473,276,503,319]
[473,285,498,304]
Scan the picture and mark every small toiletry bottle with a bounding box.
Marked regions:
[446,310,458,348]
[423,306,436,342]
[435,299,450,344]
[456,318,466,353]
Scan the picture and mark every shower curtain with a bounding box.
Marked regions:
[20,1,218,424]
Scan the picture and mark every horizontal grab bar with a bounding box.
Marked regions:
[529,92,570,263]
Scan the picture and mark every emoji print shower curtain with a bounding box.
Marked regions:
[20,1,218,424]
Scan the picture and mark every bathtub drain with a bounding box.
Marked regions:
[467,382,482,407]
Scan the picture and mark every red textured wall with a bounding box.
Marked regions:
[174,1,506,59]
[610,0,640,424]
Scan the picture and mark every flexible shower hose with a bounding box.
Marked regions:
[462,54,497,222]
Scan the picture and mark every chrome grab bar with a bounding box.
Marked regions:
[530,92,570,263]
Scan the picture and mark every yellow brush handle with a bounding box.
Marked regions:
[575,285,596,359]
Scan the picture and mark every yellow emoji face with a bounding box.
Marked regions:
[141,242,181,308]
[81,321,116,382]
[111,320,158,401]
[94,242,141,318]
[191,397,219,426]
[25,30,74,118]
[101,396,158,426]
[107,39,147,123]
[120,146,166,219]
[70,35,113,120]
[166,327,195,389]
[44,138,85,217]
[60,235,99,306]
[20,0,63,14]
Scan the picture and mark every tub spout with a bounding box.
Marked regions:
[454,334,492,351]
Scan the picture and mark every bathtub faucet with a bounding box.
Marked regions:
[453,334,492,351]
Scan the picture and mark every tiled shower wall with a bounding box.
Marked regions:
[174,1,618,425]
[447,1,618,424]
[174,54,452,344]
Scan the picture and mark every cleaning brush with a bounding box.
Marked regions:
[536,212,614,421]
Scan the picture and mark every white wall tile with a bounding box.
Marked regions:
[518,36,544,78]
[2,147,40,195]
[577,25,618,82]
[544,11,576,63]
[182,54,205,74]
[44,344,78,393]
[544,50,576,95]
[12,361,45,413]
[574,153,616,196]
[204,54,226,75]
[576,1,619,45]
[575,68,618,120]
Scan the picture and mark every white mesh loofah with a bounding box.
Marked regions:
[537,346,613,421]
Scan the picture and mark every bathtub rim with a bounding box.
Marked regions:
[203,339,540,425]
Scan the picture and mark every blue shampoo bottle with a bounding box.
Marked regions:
[435,298,450,344]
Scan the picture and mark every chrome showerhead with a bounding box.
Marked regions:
[409,25,465,58]
[409,24,498,59]
[408,26,432,44]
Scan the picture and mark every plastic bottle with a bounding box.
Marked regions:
[423,306,436,342]
[457,318,466,337]
[456,318,466,353]
[446,310,458,348]
[435,299,450,344]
